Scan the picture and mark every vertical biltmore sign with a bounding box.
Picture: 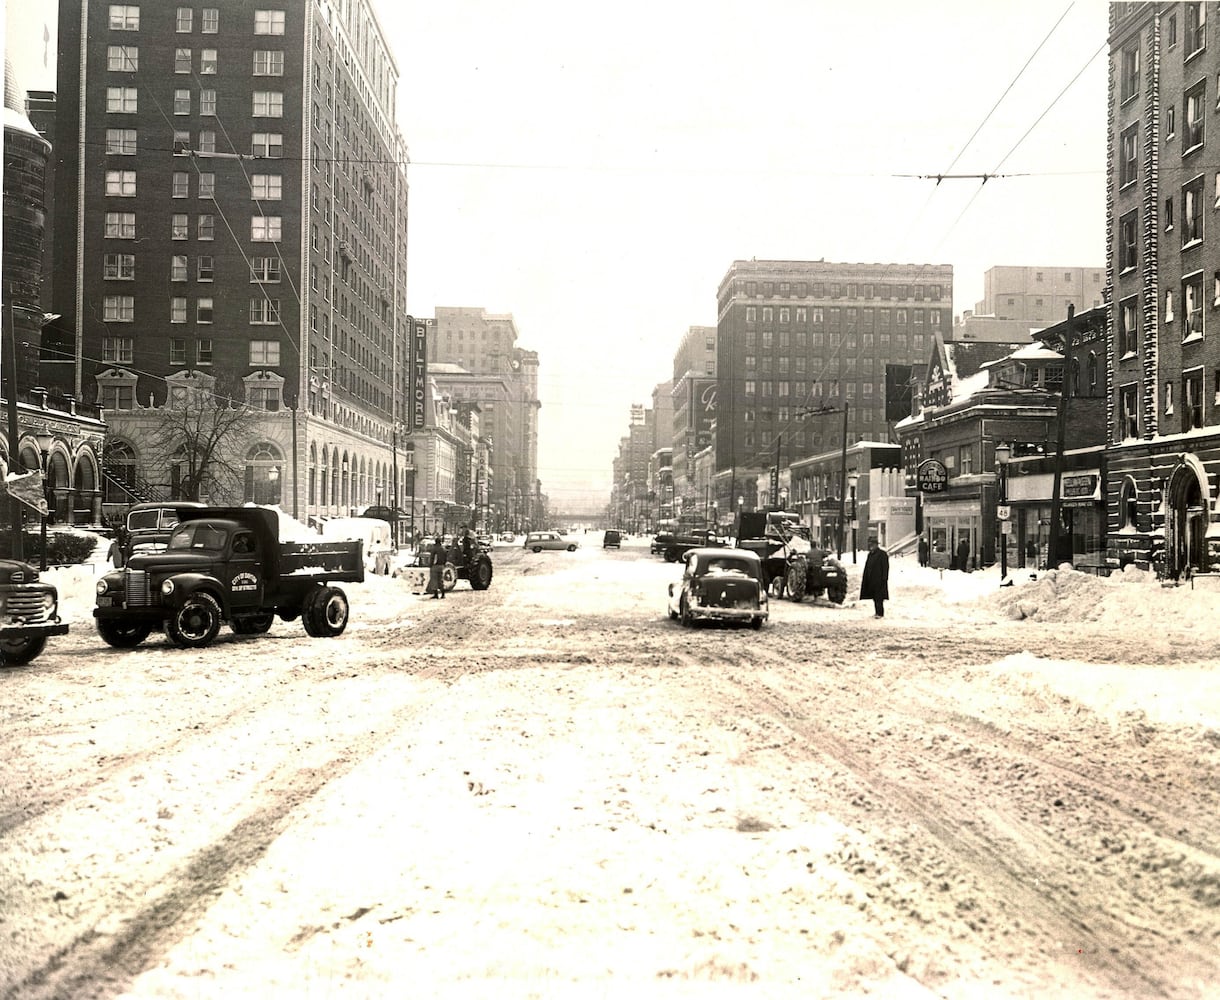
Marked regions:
[407,316,429,430]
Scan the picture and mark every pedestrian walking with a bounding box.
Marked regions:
[860,537,890,619]
[917,535,929,568]
[424,534,447,599]
[956,537,970,573]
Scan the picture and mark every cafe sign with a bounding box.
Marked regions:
[916,459,948,494]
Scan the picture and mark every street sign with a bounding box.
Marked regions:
[997,504,1010,521]
[1001,521,1012,535]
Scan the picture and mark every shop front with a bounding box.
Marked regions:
[1006,469,1104,571]
[922,497,981,570]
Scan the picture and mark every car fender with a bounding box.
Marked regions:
[161,573,230,616]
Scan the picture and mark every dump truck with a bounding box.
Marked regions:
[94,506,363,649]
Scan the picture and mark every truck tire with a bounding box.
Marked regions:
[231,613,274,635]
[303,586,349,638]
[0,635,47,666]
[165,593,223,649]
[786,560,807,602]
[828,582,848,605]
[96,620,152,648]
[664,546,680,563]
[468,556,493,590]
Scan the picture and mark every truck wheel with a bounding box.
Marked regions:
[166,593,223,649]
[750,616,764,630]
[828,583,848,605]
[303,586,349,638]
[231,613,274,635]
[469,556,493,591]
[0,635,48,666]
[96,619,152,649]
[786,561,807,602]
[664,546,680,563]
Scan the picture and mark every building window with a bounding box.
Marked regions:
[1120,124,1139,188]
[103,253,135,280]
[250,256,282,282]
[1185,81,1206,153]
[197,256,214,281]
[108,5,140,30]
[1121,41,1139,103]
[101,336,133,363]
[250,340,281,365]
[251,174,281,200]
[173,88,190,114]
[254,50,284,75]
[198,172,215,198]
[247,385,280,412]
[1120,385,1139,439]
[171,172,189,198]
[197,298,214,323]
[249,298,281,324]
[197,214,215,240]
[107,45,138,71]
[1165,380,1175,415]
[171,214,188,239]
[1120,296,1140,356]
[170,297,187,323]
[200,89,217,115]
[198,130,216,154]
[197,339,213,364]
[1166,103,1176,139]
[1184,271,1205,337]
[101,384,135,410]
[104,211,136,238]
[202,8,218,32]
[1184,369,1205,429]
[1184,175,1205,244]
[1186,2,1206,58]
[170,339,187,365]
[1169,12,1179,48]
[252,91,284,117]
[105,169,136,196]
[255,9,286,34]
[1119,209,1138,271]
[173,129,190,155]
[176,7,192,31]
[105,128,137,154]
[103,295,134,322]
[200,49,217,73]
[1166,289,1175,322]
[174,48,191,73]
[171,255,187,281]
[251,215,282,241]
[251,132,283,158]
[106,86,137,112]
[1119,476,1138,529]
[1166,195,1175,230]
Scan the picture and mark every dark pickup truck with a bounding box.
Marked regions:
[0,558,69,665]
[652,527,727,563]
[94,506,364,649]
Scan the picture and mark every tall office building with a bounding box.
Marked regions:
[1107,2,1220,575]
[713,259,952,508]
[670,325,716,506]
[428,306,541,529]
[974,265,1104,323]
[49,0,411,522]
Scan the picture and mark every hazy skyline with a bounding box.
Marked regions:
[4,0,1110,510]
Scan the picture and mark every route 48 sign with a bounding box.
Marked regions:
[917,459,948,493]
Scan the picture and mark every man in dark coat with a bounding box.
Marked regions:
[956,537,971,572]
[859,537,890,619]
[917,535,929,568]
[424,534,447,599]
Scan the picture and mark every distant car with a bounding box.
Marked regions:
[603,529,622,549]
[499,531,515,542]
[668,547,768,630]
[524,530,578,552]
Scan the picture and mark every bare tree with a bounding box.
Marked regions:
[141,371,263,503]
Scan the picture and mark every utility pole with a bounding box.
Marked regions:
[837,401,849,559]
[1047,305,1073,570]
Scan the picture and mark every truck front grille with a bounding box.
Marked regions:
[124,569,153,607]
[5,589,51,621]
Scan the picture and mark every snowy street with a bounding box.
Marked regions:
[2,534,1219,998]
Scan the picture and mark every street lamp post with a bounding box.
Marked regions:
[847,471,858,564]
[34,431,54,572]
[995,441,1011,582]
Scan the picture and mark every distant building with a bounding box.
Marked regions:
[713,259,952,514]
[974,265,1104,323]
[670,325,716,511]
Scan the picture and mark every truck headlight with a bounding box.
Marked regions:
[96,579,109,596]
[160,579,175,596]
[42,593,55,614]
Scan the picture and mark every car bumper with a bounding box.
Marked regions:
[0,621,69,639]
[688,605,766,624]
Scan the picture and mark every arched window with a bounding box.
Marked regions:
[1119,476,1139,530]
[245,442,284,504]
[308,442,318,507]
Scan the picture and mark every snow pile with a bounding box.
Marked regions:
[981,563,1220,625]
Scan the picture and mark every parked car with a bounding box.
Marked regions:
[499,531,515,543]
[524,530,578,552]
[603,529,622,549]
[667,547,768,630]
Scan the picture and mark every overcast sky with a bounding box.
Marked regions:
[5,0,1110,511]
